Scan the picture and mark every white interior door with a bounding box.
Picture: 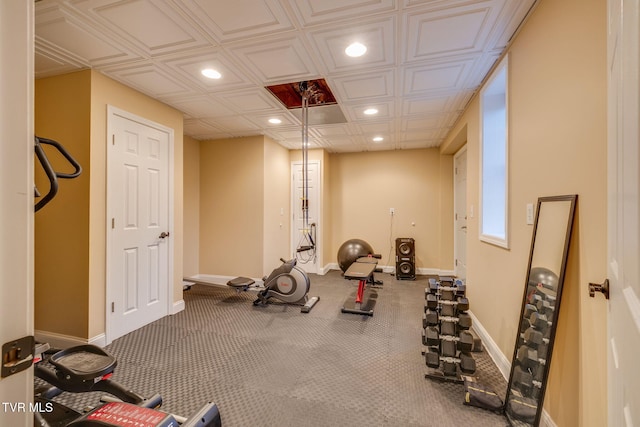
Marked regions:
[607,0,640,425]
[107,107,172,342]
[291,160,320,273]
[454,147,468,280]
[0,2,34,425]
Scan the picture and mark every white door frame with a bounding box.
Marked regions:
[105,105,174,345]
[454,146,468,280]
[0,2,34,424]
[291,159,321,274]
[606,0,639,424]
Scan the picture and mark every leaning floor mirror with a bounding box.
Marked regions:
[504,195,577,426]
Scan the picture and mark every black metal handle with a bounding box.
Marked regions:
[159,232,170,239]
[589,279,609,299]
[34,136,82,212]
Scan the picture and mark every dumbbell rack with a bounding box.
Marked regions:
[510,285,554,403]
[421,276,476,383]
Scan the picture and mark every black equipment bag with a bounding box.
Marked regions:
[463,378,504,412]
[506,396,538,424]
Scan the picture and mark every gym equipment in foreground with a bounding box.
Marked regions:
[341,254,383,316]
[227,258,319,313]
[34,344,222,427]
[422,276,477,382]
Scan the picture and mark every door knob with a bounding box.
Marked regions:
[589,279,609,299]
[159,232,170,239]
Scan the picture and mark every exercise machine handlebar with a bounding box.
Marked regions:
[34,136,82,212]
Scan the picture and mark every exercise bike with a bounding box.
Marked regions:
[227,258,319,313]
[34,343,222,427]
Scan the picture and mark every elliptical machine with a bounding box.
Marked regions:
[227,258,319,313]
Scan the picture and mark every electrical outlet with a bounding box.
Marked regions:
[389,207,395,216]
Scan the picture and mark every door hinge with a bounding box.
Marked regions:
[1,336,34,378]
[455,259,458,266]
[112,218,115,229]
[111,302,115,313]
[112,134,115,145]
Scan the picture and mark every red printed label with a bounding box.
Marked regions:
[85,402,171,427]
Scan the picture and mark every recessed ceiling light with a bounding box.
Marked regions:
[268,118,282,124]
[201,68,222,79]
[345,42,367,58]
[373,136,384,142]
[364,108,378,115]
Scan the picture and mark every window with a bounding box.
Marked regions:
[480,55,509,248]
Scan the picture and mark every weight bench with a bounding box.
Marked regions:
[341,255,383,316]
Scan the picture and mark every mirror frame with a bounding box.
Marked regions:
[504,194,577,426]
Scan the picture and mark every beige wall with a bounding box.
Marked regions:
[441,0,607,425]
[35,70,185,341]
[35,70,91,338]
[196,146,452,275]
[199,136,265,277]
[327,149,453,271]
[263,137,291,270]
[183,135,200,277]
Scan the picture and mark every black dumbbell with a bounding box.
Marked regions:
[456,296,469,312]
[454,279,466,296]
[536,298,555,315]
[441,340,457,357]
[423,326,440,347]
[523,327,543,347]
[440,321,456,336]
[423,309,439,327]
[530,311,549,331]
[459,353,476,374]
[523,303,538,319]
[516,345,539,370]
[424,348,440,368]
[512,365,534,397]
[426,294,438,309]
[427,278,439,294]
[458,312,472,330]
[457,331,474,353]
[440,276,454,286]
[443,360,457,376]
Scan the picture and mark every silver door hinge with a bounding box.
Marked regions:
[112,218,115,229]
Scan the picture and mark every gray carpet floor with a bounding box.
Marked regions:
[45,270,510,426]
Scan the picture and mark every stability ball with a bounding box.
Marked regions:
[528,267,559,291]
[337,239,374,272]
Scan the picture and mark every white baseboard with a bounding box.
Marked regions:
[35,330,106,349]
[172,298,185,315]
[468,310,511,380]
[322,263,339,274]
[469,311,557,427]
